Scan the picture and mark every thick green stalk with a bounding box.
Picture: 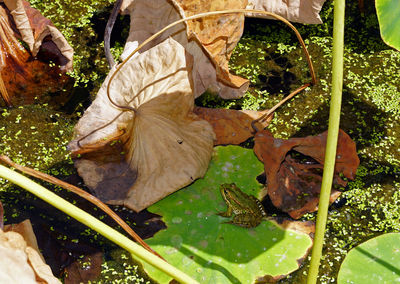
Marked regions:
[306,0,345,283]
[0,165,199,284]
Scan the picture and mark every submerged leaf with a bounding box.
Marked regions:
[120,0,249,99]
[254,129,359,219]
[64,252,103,284]
[69,38,215,212]
[144,146,313,283]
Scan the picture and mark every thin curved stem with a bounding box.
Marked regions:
[251,83,311,132]
[105,9,316,120]
[0,155,165,260]
[78,9,316,147]
[104,0,123,69]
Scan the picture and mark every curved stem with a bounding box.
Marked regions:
[0,155,164,260]
[77,9,316,148]
[251,83,311,132]
[106,9,316,114]
[0,165,198,284]
[77,9,316,147]
[306,0,345,282]
[104,0,123,69]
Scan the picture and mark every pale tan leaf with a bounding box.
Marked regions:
[69,38,215,212]
[3,0,34,50]
[2,219,61,284]
[246,0,327,24]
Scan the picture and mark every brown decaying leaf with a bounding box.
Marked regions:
[0,1,72,106]
[254,129,359,219]
[120,0,249,99]
[2,219,61,284]
[68,38,215,212]
[193,106,273,145]
[171,0,248,88]
[8,0,73,70]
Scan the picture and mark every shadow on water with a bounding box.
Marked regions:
[292,86,400,195]
[179,246,242,284]
[244,0,388,54]
[293,87,388,151]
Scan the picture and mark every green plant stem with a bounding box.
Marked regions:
[306,0,345,283]
[0,165,199,284]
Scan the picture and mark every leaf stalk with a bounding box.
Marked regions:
[306,0,345,282]
[0,165,199,284]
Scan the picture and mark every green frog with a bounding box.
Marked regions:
[218,183,267,228]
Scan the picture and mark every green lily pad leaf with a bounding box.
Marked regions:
[144,146,313,283]
[338,232,400,284]
[376,0,400,51]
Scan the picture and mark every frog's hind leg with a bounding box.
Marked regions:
[232,214,260,228]
[217,206,232,217]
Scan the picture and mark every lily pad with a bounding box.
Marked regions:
[338,232,400,284]
[376,0,400,51]
[144,146,313,283]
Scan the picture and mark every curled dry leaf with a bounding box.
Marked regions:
[0,0,73,106]
[3,0,73,70]
[246,0,327,24]
[1,219,61,284]
[120,0,249,99]
[193,106,273,145]
[68,38,215,212]
[254,129,359,219]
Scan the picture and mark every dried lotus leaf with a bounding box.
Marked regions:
[69,38,215,212]
[171,0,248,88]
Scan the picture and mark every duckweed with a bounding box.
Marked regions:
[0,0,399,283]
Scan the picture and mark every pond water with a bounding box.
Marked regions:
[1,0,399,283]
